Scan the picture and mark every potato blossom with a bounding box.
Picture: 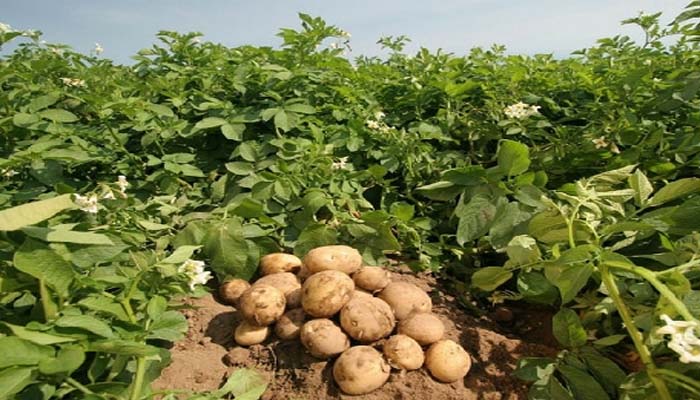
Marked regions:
[178,259,212,291]
[74,194,99,214]
[657,314,700,364]
[504,102,540,119]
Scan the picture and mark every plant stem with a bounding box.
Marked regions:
[129,356,147,400]
[605,260,697,322]
[39,279,57,321]
[66,377,94,395]
[599,264,673,400]
[656,368,700,397]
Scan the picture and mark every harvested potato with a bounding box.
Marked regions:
[253,272,302,308]
[239,284,286,326]
[301,270,354,318]
[340,297,395,343]
[275,308,306,340]
[234,320,269,346]
[351,289,374,301]
[397,312,444,345]
[352,266,391,293]
[378,282,432,320]
[383,334,424,370]
[333,346,391,395]
[425,340,471,383]
[300,319,350,359]
[218,279,251,306]
[260,253,302,275]
[303,245,362,274]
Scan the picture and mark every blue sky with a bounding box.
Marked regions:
[1,0,691,64]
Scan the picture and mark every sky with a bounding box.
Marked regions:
[1,0,692,64]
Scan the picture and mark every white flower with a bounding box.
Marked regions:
[339,30,351,38]
[592,136,609,149]
[329,42,339,50]
[0,23,12,34]
[374,111,386,120]
[117,175,129,194]
[74,194,99,214]
[94,42,104,55]
[101,191,116,200]
[60,77,86,88]
[643,59,652,66]
[504,102,540,119]
[657,315,700,363]
[652,78,661,83]
[332,156,349,170]
[1,168,18,177]
[366,120,381,130]
[178,259,212,291]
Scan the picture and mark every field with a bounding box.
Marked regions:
[1,5,700,400]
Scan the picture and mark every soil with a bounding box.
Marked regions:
[153,267,558,400]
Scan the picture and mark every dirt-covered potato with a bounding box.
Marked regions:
[303,245,362,275]
[260,253,302,275]
[333,346,391,395]
[383,335,424,370]
[234,320,269,346]
[218,279,251,306]
[300,319,350,359]
[425,340,471,383]
[378,282,432,320]
[340,297,395,343]
[301,270,354,317]
[351,289,374,301]
[274,308,306,340]
[397,312,444,345]
[352,266,391,293]
[239,284,286,326]
[253,272,302,308]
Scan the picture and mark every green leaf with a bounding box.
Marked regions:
[160,245,201,264]
[21,226,113,245]
[580,347,626,396]
[552,309,587,348]
[455,194,497,246]
[593,335,626,347]
[471,267,513,291]
[1,323,78,345]
[13,112,40,127]
[390,202,414,222]
[38,346,85,375]
[513,357,556,382]
[226,161,254,175]
[216,368,268,400]
[138,220,171,231]
[88,340,161,356]
[204,219,258,280]
[295,223,338,256]
[285,103,316,114]
[193,117,227,132]
[415,181,463,201]
[557,365,610,400]
[55,315,115,338]
[628,169,653,207]
[13,239,74,297]
[0,194,74,231]
[221,123,246,141]
[517,271,559,304]
[77,295,130,321]
[147,296,167,320]
[648,178,700,207]
[148,103,174,117]
[545,262,593,304]
[506,235,541,266]
[273,110,291,132]
[0,337,54,368]
[497,140,530,176]
[0,367,36,399]
[147,311,188,342]
[39,109,78,123]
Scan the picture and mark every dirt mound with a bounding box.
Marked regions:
[153,269,557,399]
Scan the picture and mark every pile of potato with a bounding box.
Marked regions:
[219,245,472,395]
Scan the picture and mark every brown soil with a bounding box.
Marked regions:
[153,268,558,400]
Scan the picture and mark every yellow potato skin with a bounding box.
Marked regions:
[352,266,391,292]
[275,308,306,340]
[300,319,350,359]
[238,284,286,326]
[378,282,432,320]
[301,270,354,318]
[425,340,472,383]
[260,253,302,275]
[397,312,445,345]
[234,320,269,346]
[340,297,395,343]
[303,245,362,274]
[254,272,302,308]
[333,346,391,395]
[218,279,251,306]
[383,334,424,370]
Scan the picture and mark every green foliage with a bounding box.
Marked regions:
[1,6,699,399]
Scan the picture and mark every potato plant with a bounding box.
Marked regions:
[0,4,699,399]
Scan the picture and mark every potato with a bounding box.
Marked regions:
[274,308,306,340]
[300,319,350,359]
[383,335,424,370]
[425,340,471,383]
[253,272,302,308]
[239,284,286,326]
[378,281,432,320]
[397,312,444,345]
[260,253,302,275]
[340,297,395,343]
[301,270,354,318]
[297,263,312,282]
[352,266,391,293]
[218,279,251,306]
[234,320,269,346]
[351,289,374,301]
[303,245,362,274]
[333,346,391,395]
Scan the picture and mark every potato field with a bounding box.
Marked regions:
[1,5,700,400]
